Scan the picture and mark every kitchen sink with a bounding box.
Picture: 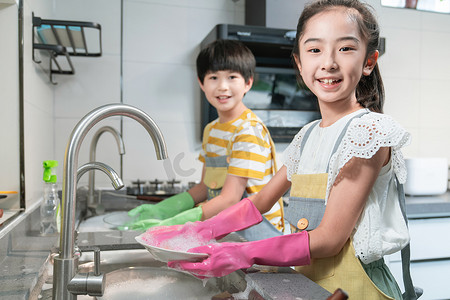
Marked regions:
[33,247,248,300]
[31,189,332,300]
[34,186,251,300]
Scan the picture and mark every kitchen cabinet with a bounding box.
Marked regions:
[386,216,450,300]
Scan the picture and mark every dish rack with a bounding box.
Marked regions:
[32,13,102,84]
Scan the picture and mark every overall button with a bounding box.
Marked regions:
[210,181,217,189]
[226,156,231,164]
[297,218,309,230]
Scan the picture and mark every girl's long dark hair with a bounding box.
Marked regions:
[292,0,384,113]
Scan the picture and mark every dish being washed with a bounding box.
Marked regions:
[103,211,138,230]
[135,234,208,262]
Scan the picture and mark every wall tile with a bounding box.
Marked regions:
[418,79,450,129]
[22,0,58,206]
[123,61,199,123]
[126,0,240,11]
[383,77,421,128]
[418,128,450,158]
[402,126,420,159]
[54,54,121,118]
[54,117,123,187]
[421,10,450,32]
[123,1,241,64]
[24,102,54,203]
[420,31,450,80]
[377,4,422,31]
[377,27,421,79]
[121,119,203,185]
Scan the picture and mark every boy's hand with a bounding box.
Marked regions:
[128,207,203,231]
[127,192,195,221]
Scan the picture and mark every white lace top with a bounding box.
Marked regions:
[282,109,411,264]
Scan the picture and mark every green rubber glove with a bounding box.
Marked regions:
[129,206,203,231]
[128,191,194,221]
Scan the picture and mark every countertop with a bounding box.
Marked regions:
[1,190,449,299]
[405,191,450,218]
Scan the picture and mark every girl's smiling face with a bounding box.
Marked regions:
[295,7,377,109]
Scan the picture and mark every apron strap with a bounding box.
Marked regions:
[396,176,422,299]
[326,110,369,172]
[299,120,321,158]
[202,122,214,154]
[298,110,370,173]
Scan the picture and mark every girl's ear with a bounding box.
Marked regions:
[363,50,379,76]
[293,54,302,74]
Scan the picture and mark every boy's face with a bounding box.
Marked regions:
[199,70,253,121]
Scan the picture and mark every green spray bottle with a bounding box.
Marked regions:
[40,160,60,235]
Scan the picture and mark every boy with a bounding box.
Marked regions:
[128,40,284,239]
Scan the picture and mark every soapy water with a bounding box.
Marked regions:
[98,267,221,300]
[100,276,177,299]
[142,222,217,253]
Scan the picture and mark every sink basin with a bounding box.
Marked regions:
[98,267,221,300]
[78,248,247,295]
[34,247,247,300]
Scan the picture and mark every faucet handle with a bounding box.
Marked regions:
[94,247,101,276]
[67,247,105,297]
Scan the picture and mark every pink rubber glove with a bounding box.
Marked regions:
[168,231,311,278]
[141,198,263,248]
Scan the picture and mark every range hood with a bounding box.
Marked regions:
[244,0,385,56]
[201,24,296,69]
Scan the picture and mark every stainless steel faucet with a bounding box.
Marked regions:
[64,162,124,297]
[53,104,168,300]
[78,161,124,190]
[87,127,125,209]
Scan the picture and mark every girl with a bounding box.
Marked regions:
[147,0,417,298]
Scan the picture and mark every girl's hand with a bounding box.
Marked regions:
[168,231,310,279]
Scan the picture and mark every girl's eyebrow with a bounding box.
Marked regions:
[337,36,361,44]
[303,36,360,45]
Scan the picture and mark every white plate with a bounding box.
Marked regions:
[135,234,208,262]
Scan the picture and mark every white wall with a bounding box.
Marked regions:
[0,2,20,208]
[19,0,450,196]
[0,0,55,208]
[374,2,450,160]
[23,0,58,205]
[51,0,245,190]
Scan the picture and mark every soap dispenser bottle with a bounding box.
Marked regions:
[40,160,60,235]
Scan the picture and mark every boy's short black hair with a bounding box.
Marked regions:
[196,40,256,84]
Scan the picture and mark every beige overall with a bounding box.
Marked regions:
[202,118,285,236]
[290,173,393,299]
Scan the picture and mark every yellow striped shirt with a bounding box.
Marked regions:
[199,109,284,230]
